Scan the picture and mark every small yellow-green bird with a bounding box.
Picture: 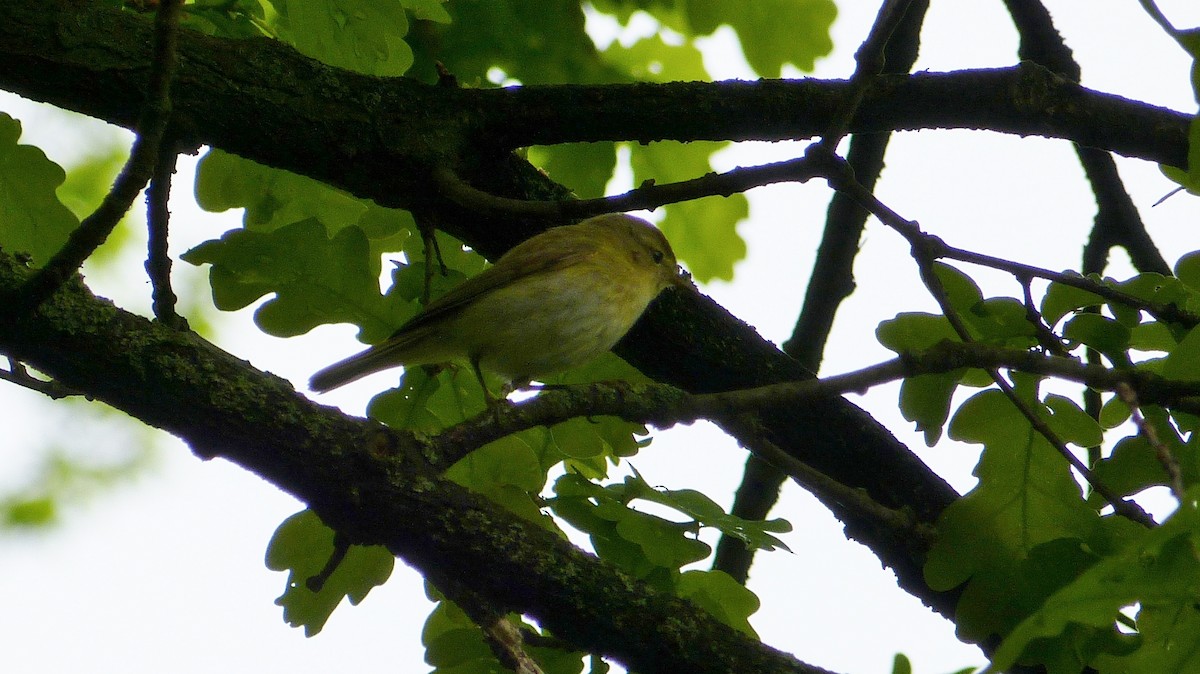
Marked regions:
[309,213,687,396]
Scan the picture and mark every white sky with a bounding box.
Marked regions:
[3,2,1200,673]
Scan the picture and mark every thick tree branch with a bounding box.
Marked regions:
[0,0,1189,219]
[0,250,833,674]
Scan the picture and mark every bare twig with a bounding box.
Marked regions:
[719,413,936,548]
[811,148,1197,327]
[1136,0,1187,44]
[1116,382,1184,501]
[0,358,83,399]
[145,143,187,329]
[433,156,824,219]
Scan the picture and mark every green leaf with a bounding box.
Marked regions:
[1098,395,1131,429]
[1121,599,1200,673]
[182,219,405,341]
[3,496,56,527]
[195,149,370,234]
[1162,116,1200,195]
[182,0,267,38]
[629,140,747,282]
[56,148,125,222]
[1111,273,1192,327]
[877,312,959,352]
[270,0,414,76]
[613,510,711,568]
[1063,314,1131,364]
[551,470,789,576]
[422,601,493,669]
[1044,394,1103,449]
[265,510,394,636]
[602,34,709,82]
[1163,325,1200,381]
[1041,278,1103,327]
[988,501,1200,673]
[527,142,618,200]
[677,570,760,637]
[934,263,983,314]
[407,1,624,85]
[423,602,586,674]
[551,475,686,584]
[1175,251,1200,291]
[965,297,1039,347]
[447,434,546,494]
[445,425,559,527]
[368,366,482,430]
[662,193,748,282]
[684,0,836,76]
[624,469,792,552]
[899,372,964,446]
[55,148,138,267]
[1129,321,1178,353]
[891,653,913,674]
[539,353,652,472]
[403,0,450,23]
[1092,407,1194,499]
[0,112,80,266]
[927,387,1100,641]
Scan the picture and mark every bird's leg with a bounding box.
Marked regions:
[502,378,532,398]
[471,357,509,407]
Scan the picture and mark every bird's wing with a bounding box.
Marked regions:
[392,232,598,336]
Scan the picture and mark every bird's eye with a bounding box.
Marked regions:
[651,250,664,263]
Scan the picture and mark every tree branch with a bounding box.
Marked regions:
[0,249,834,674]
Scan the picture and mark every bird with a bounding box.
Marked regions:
[309,213,688,399]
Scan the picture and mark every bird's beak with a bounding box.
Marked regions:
[670,265,693,290]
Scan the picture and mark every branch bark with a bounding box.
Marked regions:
[0,250,835,674]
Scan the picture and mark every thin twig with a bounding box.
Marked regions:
[718,414,936,547]
[480,618,545,674]
[425,338,1200,463]
[1137,0,1186,43]
[416,216,447,306]
[305,533,351,593]
[5,0,184,319]
[0,358,83,399]
[993,371,1154,526]
[145,143,187,329]
[1116,382,1185,501]
[433,156,824,219]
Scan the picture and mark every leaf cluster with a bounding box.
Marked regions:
[878,255,1200,673]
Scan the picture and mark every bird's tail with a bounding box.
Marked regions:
[309,346,397,392]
